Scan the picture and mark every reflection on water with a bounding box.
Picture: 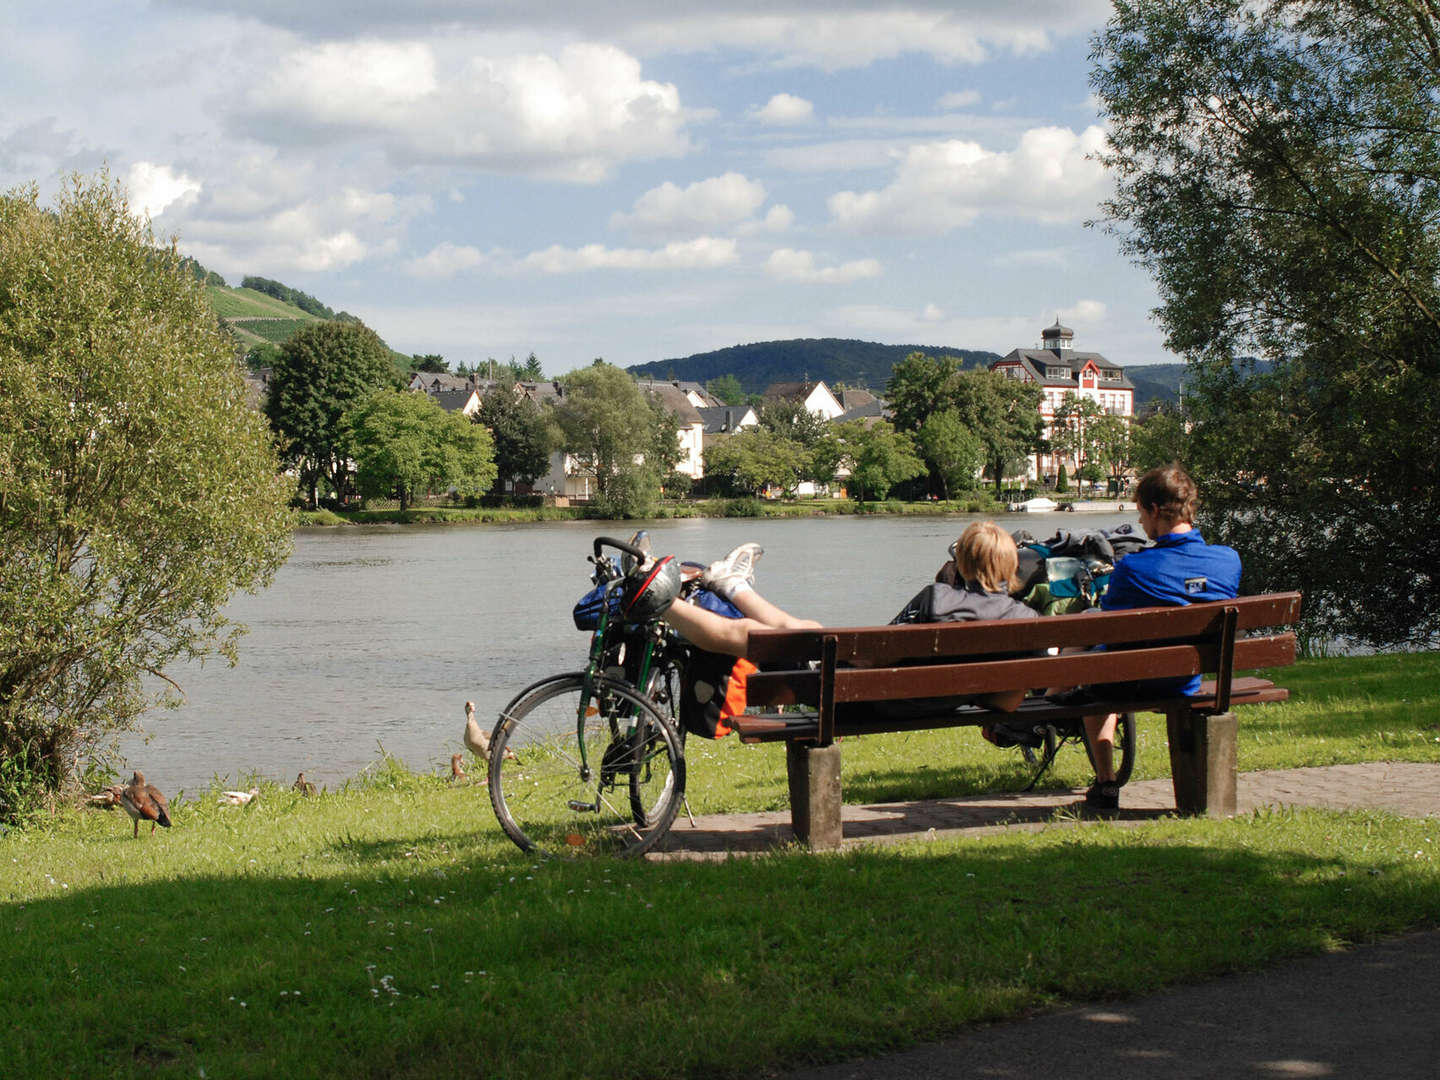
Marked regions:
[120,511,1135,793]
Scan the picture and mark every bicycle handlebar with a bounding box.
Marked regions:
[593,535,649,562]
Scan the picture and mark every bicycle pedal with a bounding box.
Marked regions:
[567,799,600,813]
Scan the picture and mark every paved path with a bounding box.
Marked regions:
[651,761,1440,858]
[648,762,1440,1078]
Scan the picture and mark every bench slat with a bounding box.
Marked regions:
[745,633,1297,708]
[745,592,1302,667]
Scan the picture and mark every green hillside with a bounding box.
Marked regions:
[628,338,1003,395]
[205,285,325,351]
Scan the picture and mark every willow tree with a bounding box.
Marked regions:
[0,174,294,815]
[1094,0,1440,648]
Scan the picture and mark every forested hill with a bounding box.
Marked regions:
[628,338,1197,405]
[627,339,1003,395]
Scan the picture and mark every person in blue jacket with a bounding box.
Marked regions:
[1082,463,1241,809]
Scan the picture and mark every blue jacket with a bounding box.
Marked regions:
[1101,530,1242,695]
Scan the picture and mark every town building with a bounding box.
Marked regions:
[990,320,1134,482]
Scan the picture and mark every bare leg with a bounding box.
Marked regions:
[729,589,822,631]
[1084,712,1118,782]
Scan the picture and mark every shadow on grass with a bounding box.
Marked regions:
[5,810,1436,1080]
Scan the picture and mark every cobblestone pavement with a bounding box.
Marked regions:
[650,761,1440,859]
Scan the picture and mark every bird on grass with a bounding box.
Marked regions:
[121,771,171,838]
[219,788,259,806]
[293,772,317,796]
[450,752,467,782]
[464,700,516,763]
[87,784,126,809]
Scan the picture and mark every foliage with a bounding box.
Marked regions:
[412,353,448,373]
[705,373,745,404]
[240,275,341,320]
[476,388,553,492]
[1090,414,1133,482]
[0,174,294,811]
[837,419,927,501]
[341,390,496,510]
[550,363,662,516]
[1056,463,1070,493]
[629,337,1000,395]
[1129,406,1188,474]
[757,399,842,490]
[1049,393,1105,475]
[265,320,399,507]
[1093,0,1440,647]
[702,425,810,495]
[916,408,985,498]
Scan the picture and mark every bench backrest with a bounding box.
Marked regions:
[744,592,1302,744]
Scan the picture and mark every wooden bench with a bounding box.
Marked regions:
[732,592,1302,849]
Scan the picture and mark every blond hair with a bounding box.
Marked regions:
[953,521,1019,593]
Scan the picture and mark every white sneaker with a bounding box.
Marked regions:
[701,542,763,591]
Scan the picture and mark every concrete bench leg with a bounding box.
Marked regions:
[786,741,843,850]
[1166,710,1238,817]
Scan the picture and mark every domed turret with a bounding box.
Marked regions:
[1041,318,1074,355]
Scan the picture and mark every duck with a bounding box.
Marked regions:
[293,772,317,796]
[464,700,516,763]
[449,752,467,782]
[120,771,172,838]
[219,788,259,806]
[87,784,126,809]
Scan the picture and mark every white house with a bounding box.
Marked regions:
[990,320,1134,481]
[762,379,845,420]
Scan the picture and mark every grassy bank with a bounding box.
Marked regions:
[296,495,1003,527]
[3,653,1438,1079]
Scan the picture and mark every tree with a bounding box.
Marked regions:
[885,351,960,432]
[0,174,293,815]
[836,420,926,502]
[705,374,745,405]
[916,409,985,498]
[758,399,841,493]
[1090,414,1133,488]
[342,390,496,510]
[1094,0,1440,647]
[703,427,809,496]
[413,354,448,373]
[550,363,661,516]
[1129,406,1188,474]
[948,369,1045,496]
[520,352,544,380]
[477,389,553,494]
[265,320,398,507]
[1050,394,1105,477]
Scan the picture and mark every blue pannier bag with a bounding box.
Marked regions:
[572,583,621,630]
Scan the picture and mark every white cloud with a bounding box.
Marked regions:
[126,161,201,221]
[405,242,486,279]
[752,93,814,125]
[234,41,690,183]
[828,125,1109,231]
[611,172,768,237]
[937,90,981,110]
[765,248,882,284]
[920,302,945,321]
[762,205,795,231]
[522,236,739,273]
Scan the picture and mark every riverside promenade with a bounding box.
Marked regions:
[653,762,1440,1079]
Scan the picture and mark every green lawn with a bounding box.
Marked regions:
[3,652,1438,1079]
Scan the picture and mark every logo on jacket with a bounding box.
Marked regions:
[1184,576,1208,595]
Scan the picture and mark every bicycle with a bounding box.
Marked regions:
[1012,709,1137,791]
[487,535,689,858]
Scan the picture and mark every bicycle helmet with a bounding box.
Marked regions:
[622,554,680,621]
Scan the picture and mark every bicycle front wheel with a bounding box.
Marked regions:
[1081,710,1137,787]
[488,675,685,858]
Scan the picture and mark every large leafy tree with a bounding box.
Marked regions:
[477,388,553,494]
[703,427,810,496]
[0,174,293,813]
[265,320,398,507]
[1094,0,1440,647]
[917,409,985,498]
[342,390,496,510]
[1050,394,1106,477]
[836,420,927,502]
[551,363,662,517]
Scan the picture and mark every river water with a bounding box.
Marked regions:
[119,510,1133,794]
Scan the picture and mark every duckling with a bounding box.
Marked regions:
[464,700,516,763]
[450,752,467,782]
[87,784,126,809]
[293,772,317,796]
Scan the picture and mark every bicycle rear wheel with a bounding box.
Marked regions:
[488,674,685,858]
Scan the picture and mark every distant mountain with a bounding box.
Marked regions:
[1127,363,1187,408]
[627,338,1003,395]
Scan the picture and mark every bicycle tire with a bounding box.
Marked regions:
[488,674,685,858]
[635,659,686,825]
[1081,710,1136,787]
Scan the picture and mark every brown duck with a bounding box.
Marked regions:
[120,771,171,838]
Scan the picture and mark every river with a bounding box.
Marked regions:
[118,510,1134,794]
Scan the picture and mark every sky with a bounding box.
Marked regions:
[1,0,1174,377]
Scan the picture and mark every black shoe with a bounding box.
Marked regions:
[1085,781,1120,810]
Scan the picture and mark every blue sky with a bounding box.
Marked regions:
[1,0,1171,376]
